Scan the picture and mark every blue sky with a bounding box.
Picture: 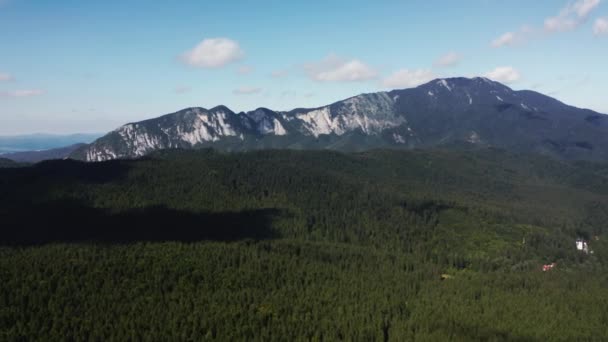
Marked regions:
[1,0,607,134]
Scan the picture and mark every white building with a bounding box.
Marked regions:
[576,239,589,254]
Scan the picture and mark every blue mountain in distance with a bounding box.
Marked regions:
[71,77,608,161]
[0,133,102,154]
[2,143,87,163]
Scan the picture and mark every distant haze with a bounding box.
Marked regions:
[0,133,102,154]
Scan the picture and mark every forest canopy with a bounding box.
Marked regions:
[1,147,608,340]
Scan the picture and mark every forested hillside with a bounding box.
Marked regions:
[2,148,608,340]
[0,158,22,168]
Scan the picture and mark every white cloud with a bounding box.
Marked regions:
[483,66,521,84]
[174,86,192,94]
[545,16,578,32]
[594,17,608,35]
[574,0,601,17]
[180,38,244,68]
[382,69,436,89]
[0,72,14,81]
[492,1,601,48]
[0,89,45,98]
[491,32,517,48]
[434,52,461,67]
[305,54,378,82]
[237,65,254,75]
[545,0,601,32]
[233,86,262,95]
[491,26,535,48]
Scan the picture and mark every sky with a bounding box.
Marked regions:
[1,0,608,135]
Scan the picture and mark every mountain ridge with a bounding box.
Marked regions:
[71,77,608,162]
[2,143,86,163]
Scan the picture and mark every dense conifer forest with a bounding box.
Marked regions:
[0,158,22,168]
[2,148,608,340]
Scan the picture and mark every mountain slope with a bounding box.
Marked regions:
[0,158,21,168]
[390,77,608,159]
[72,77,608,161]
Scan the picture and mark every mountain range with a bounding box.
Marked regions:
[2,143,87,163]
[0,133,101,154]
[71,77,608,161]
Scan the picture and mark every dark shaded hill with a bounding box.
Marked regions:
[0,157,24,168]
[4,148,608,258]
[389,78,608,160]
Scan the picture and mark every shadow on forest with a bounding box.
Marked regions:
[0,159,135,188]
[30,159,134,183]
[0,200,282,246]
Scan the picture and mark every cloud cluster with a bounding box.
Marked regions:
[595,17,608,35]
[172,36,522,96]
[233,86,262,95]
[491,32,516,48]
[433,52,462,67]
[492,0,602,47]
[174,35,523,96]
[491,28,533,48]
[483,66,521,84]
[382,69,436,88]
[180,38,244,68]
[305,55,378,82]
[545,0,601,32]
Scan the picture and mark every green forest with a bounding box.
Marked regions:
[2,147,608,341]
